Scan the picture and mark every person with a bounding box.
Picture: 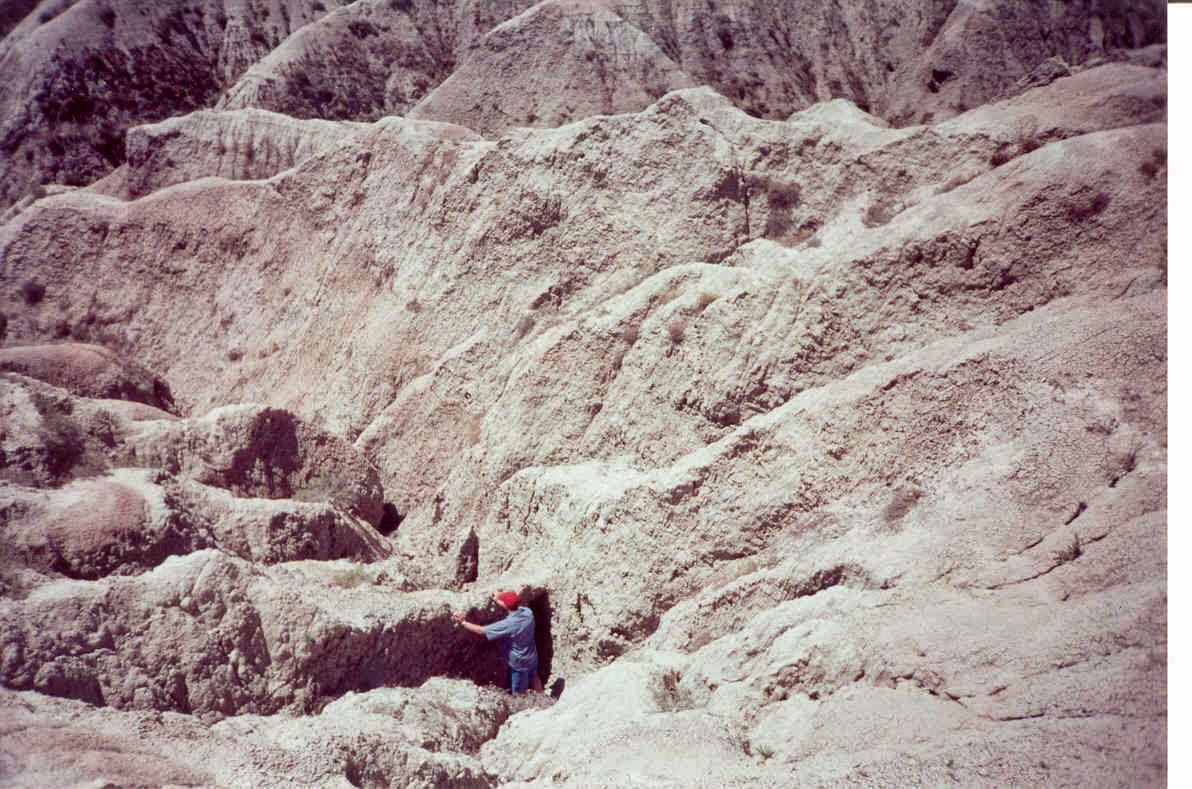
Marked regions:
[454,591,542,694]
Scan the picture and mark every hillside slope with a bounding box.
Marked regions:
[0,2,1167,787]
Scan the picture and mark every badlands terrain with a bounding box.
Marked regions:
[0,0,1169,786]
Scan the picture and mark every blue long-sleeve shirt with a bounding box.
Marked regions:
[483,607,538,672]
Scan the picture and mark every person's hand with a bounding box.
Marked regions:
[453,611,465,624]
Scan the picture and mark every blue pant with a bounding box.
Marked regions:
[510,668,532,694]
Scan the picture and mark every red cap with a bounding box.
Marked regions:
[496,591,520,609]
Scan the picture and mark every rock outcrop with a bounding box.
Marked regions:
[0,0,1164,211]
[0,342,176,409]
[0,1,1167,786]
[0,0,349,209]
[102,108,369,199]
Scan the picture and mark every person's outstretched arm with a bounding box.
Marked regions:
[453,611,486,636]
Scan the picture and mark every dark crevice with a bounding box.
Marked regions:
[1063,502,1087,525]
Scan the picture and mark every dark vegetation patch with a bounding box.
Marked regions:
[1138,148,1166,179]
[13,391,112,486]
[747,174,802,241]
[935,171,978,195]
[346,19,378,39]
[862,198,899,228]
[989,132,1046,168]
[19,280,44,305]
[25,30,221,192]
[1065,191,1111,223]
[883,487,922,525]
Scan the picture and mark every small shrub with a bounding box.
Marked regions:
[346,19,377,39]
[621,324,639,345]
[29,392,108,483]
[989,123,1047,168]
[883,487,921,525]
[331,566,371,588]
[19,280,45,305]
[405,299,422,313]
[1054,534,1082,564]
[751,176,801,240]
[862,199,898,228]
[97,6,115,27]
[293,468,358,505]
[989,145,1013,167]
[936,172,977,195]
[757,744,775,761]
[1138,148,1166,178]
[651,669,692,712]
[527,194,563,236]
[696,291,717,311]
[1066,192,1111,223]
[514,315,535,339]
[667,318,686,343]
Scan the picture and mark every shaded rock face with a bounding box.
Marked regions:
[217,0,540,121]
[0,3,1168,788]
[0,342,176,409]
[0,371,387,583]
[0,0,349,209]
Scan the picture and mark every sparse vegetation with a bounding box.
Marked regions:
[1054,533,1082,564]
[19,280,45,305]
[514,315,535,339]
[293,468,358,505]
[27,392,108,484]
[667,318,686,343]
[748,175,801,241]
[1065,191,1111,222]
[989,120,1047,167]
[330,566,372,588]
[883,487,922,525]
[862,198,899,228]
[757,744,775,761]
[346,19,377,39]
[651,668,693,712]
[936,171,978,195]
[1138,148,1166,179]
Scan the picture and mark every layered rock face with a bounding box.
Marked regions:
[0,0,1167,786]
[0,0,1163,211]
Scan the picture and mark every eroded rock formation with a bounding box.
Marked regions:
[0,0,1167,786]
